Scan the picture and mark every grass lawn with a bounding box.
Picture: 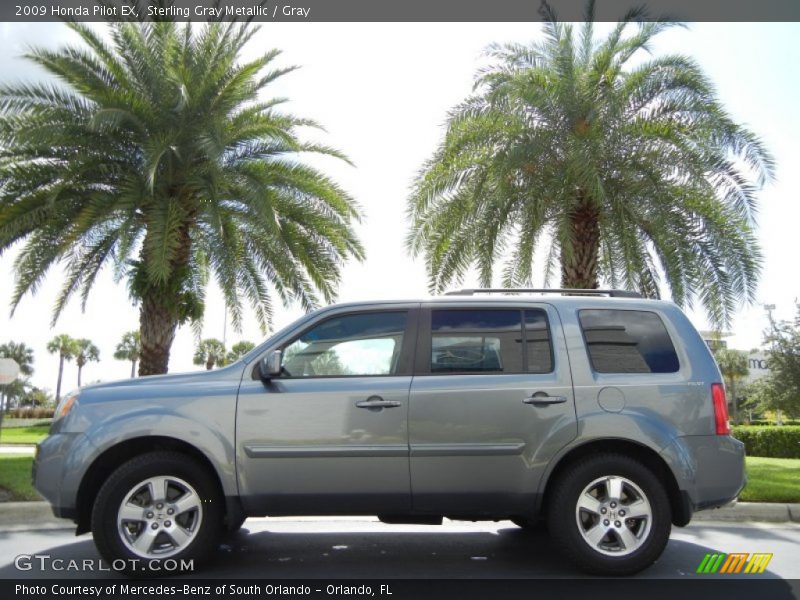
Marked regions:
[0,455,39,501]
[740,457,800,503]
[0,425,49,445]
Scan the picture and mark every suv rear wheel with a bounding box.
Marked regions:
[91,451,223,573]
[547,453,671,575]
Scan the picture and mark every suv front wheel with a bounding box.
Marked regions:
[547,453,671,575]
[91,451,223,573]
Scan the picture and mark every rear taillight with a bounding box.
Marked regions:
[712,383,730,435]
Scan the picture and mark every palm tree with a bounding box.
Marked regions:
[0,340,35,412]
[407,2,773,326]
[0,341,34,377]
[714,348,749,424]
[46,334,77,402]
[74,339,100,387]
[0,22,364,376]
[20,386,54,408]
[114,331,141,378]
[226,340,255,364]
[194,339,227,370]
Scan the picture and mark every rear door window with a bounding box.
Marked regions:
[430,308,553,374]
[524,310,553,373]
[578,309,679,374]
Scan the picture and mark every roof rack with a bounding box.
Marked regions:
[443,288,643,299]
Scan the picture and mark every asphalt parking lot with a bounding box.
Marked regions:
[1,517,798,580]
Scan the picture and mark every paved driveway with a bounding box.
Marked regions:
[1,518,798,579]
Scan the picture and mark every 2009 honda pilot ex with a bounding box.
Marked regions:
[33,289,745,575]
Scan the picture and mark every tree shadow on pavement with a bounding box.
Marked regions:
[0,525,789,582]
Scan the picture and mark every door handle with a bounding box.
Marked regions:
[523,393,568,406]
[355,398,402,409]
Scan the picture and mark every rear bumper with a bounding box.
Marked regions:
[660,434,746,517]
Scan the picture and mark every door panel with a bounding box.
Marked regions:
[409,303,576,514]
[237,376,411,514]
[236,307,418,515]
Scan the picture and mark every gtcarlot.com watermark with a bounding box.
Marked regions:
[14,554,194,573]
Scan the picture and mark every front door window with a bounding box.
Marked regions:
[282,312,408,377]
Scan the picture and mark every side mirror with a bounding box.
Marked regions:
[259,350,282,380]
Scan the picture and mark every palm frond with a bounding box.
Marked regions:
[406,2,773,327]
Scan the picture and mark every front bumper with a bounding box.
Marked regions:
[33,432,93,520]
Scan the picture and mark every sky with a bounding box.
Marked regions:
[0,21,798,394]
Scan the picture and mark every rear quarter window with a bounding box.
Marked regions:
[578,309,679,374]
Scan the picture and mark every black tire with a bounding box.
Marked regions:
[226,514,247,532]
[222,514,248,540]
[91,451,223,575]
[511,517,546,532]
[547,453,671,576]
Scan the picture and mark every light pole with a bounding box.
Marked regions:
[762,304,782,424]
[764,303,776,326]
[222,304,228,348]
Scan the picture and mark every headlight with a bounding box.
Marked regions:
[55,392,79,420]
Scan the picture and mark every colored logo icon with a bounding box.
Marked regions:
[696,552,773,574]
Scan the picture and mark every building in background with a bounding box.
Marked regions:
[700,330,771,390]
[745,352,771,385]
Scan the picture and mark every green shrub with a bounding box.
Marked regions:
[732,425,800,458]
[6,407,54,419]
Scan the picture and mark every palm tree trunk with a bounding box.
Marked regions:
[206,359,213,370]
[560,198,600,289]
[55,354,64,403]
[138,290,179,376]
[77,365,83,387]
[137,220,193,376]
[130,360,136,378]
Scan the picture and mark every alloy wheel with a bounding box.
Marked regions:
[574,475,652,557]
[116,475,203,559]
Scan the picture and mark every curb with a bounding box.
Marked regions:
[0,501,798,532]
[691,501,800,523]
[0,445,36,455]
[0,502,72,532]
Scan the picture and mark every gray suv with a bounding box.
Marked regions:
[33,289,745,575]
